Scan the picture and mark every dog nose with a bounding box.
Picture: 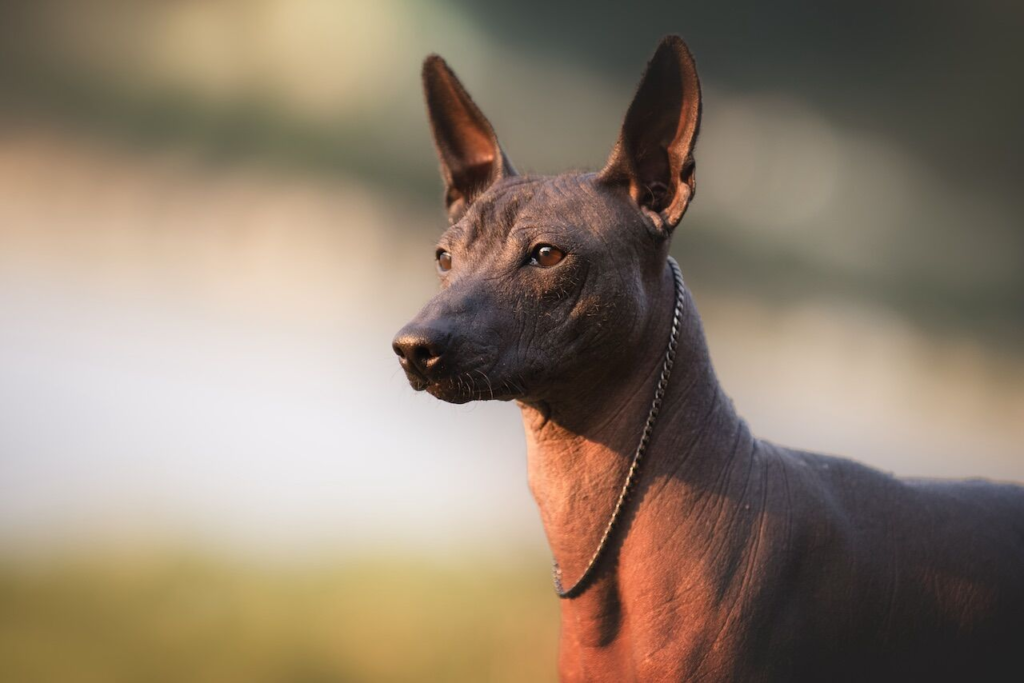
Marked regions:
[392,326,449,377]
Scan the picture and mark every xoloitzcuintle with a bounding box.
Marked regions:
[392,35,1024,682]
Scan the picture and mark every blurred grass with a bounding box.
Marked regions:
[0,550,559,683]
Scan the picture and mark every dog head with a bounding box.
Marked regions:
[393,36,702,405]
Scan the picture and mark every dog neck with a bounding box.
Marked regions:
[519,260,756,652]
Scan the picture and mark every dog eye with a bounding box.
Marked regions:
[529,244,565,268]
[436,250,452,273]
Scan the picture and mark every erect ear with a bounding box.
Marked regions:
[599,36,702,233]
[422,55,516,222]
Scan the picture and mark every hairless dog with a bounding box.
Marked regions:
[393,35,1024,682]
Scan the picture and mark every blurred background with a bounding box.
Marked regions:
[1,1,1022,680]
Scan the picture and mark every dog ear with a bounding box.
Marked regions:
[599,35,702,232]
[422,55,516,222]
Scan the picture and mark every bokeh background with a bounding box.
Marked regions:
[1,1,1022,680]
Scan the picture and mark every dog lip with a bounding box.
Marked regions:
[422,372,522,404]
[398,353,519,401]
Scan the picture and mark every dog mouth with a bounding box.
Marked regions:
[403,365,522,404]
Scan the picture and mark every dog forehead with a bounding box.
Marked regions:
[464,174,588,225]
[443,173,629,254]
[444,177,538,248]
[513,174,638,245]
[513,175,598,222]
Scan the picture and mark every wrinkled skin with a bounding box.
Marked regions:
[393,36,1024,683]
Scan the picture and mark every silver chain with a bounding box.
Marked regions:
[552,256,685,599]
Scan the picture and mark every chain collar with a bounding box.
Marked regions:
[552,256,685,599]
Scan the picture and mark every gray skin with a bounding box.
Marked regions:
[393,36,1024,682]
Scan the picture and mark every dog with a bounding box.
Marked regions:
[393,35,1024,682]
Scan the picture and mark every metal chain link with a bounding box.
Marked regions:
[552,256,685,599]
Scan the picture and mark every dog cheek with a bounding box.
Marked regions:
[519,297,603,378]
[502,275,599,383]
